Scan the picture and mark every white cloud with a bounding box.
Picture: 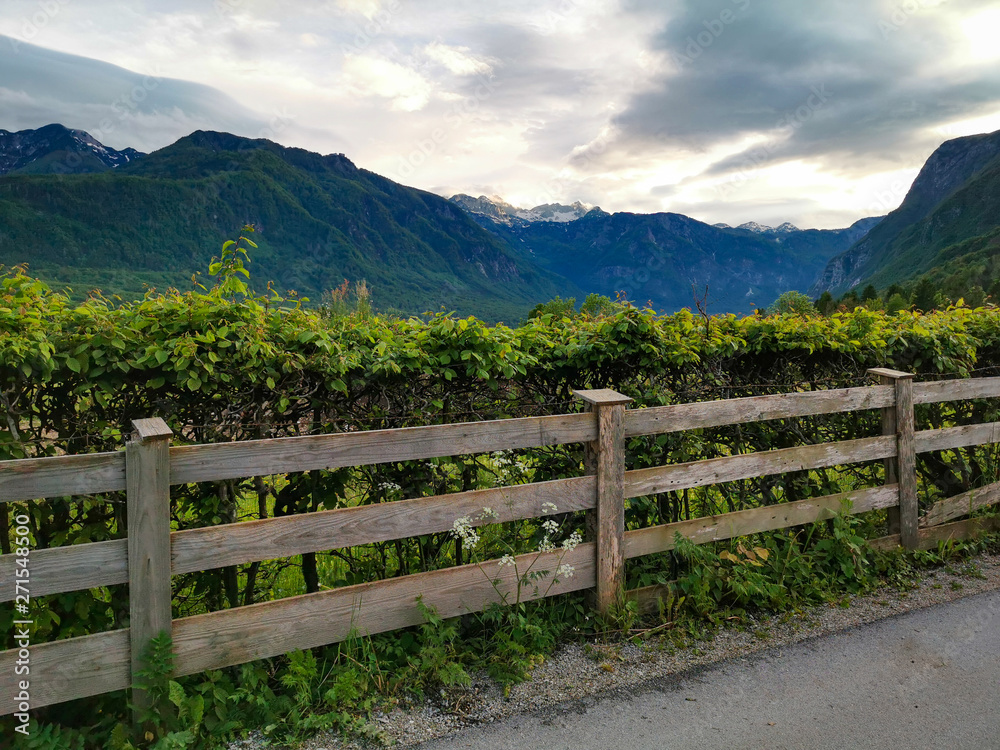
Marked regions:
[340,54,432,111]
[3,0,999,228]
[961,7,1000,63]
[335,0,384,20]
[423,42,494,76]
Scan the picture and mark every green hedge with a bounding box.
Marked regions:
[3,264,1000,717]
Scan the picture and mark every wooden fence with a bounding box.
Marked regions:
[3,368,1000,719]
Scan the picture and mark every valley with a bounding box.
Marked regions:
[1,123,999,319]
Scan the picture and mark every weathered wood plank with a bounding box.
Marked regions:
[172,476,596,574]
[623,485,898,558]
[914,377,1000,404]
[893,377,918,549]
[915,422,1000,453]
[169,413,595,485]
[921,481,1000,527]
[0,629,130,714]
[870,517,1000,552]
[873,371,902,536]
[579,391,630,615]
[573,389,634,406]
[623,436,896,498]
[171,544,595,677]
[0,451,125,502]
[627,582,675,617]
[624,386,894,437]
[0,478,595,599]
[126,418,173,729]
[868,367,913,380]
[914,517,1000,547]
[0,539,127,602]
[867,533,901,552]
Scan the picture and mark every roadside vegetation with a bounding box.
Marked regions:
[4,231,1000,748]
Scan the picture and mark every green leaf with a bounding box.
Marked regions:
[168,680,186,708]
[65,356,81,373]
[187,693,205,726]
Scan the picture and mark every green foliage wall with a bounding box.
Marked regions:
[4,265,1000,732]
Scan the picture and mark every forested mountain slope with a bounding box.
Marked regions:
[0,130,575,320]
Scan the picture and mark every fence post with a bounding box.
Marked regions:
[126,417,173,733]
[868,369,918,549]
[573,389,632,616]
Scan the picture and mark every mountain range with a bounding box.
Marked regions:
[814,129,1000,296]
[0,126,571,321]
[450,194,597,227]
[2,122,998,319]
[0,124,143,175]
[449,193,880,314]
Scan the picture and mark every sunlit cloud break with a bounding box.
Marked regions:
[1,0,999,228]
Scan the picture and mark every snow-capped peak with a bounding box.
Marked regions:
[449,194,599,226]
[736,220,800,234]
[0,123,145,175]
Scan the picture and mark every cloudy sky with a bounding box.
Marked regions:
[2,0,1000,228]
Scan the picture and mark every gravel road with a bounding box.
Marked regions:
[417,587,1000,750]
[231,551,1000,750]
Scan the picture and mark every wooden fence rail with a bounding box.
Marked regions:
[4,371,1000,720]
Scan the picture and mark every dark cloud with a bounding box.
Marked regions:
[0,33,270,151]
[5,0,998,229]
[612,0,1000,176]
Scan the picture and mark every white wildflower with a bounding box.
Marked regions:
[479,506,499,520]
[556,563,575,579]
[541,502,558,514]
[541,518,559,535]
[451,515,480,547]
[538,537,556,553]
[561,530,583,552]
[497,554,516,568]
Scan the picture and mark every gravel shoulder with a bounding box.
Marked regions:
[231,551,1000,750]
